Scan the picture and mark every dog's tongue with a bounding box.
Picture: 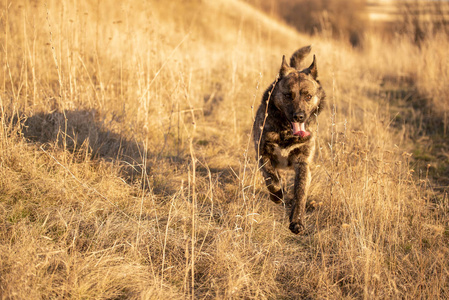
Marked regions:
[292,122,310,138]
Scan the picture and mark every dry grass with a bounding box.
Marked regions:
[1,0,448,299]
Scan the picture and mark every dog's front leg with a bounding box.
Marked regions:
[289,162,311,234]
[258,156,284,203]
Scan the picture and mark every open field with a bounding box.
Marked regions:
[367,0,449,22]
[1,0,448,298]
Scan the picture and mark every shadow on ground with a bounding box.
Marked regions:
[21,109,188,194]
[381,74,449,193]
[19,109,243,198]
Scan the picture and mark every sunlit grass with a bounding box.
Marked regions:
[0,0,448,299]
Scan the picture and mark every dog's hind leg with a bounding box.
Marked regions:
[258,156,284,204]
[289,162,311,234]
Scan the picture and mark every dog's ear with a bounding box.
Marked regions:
[290,45,311,70]
[280,55,293,78]
[307,55,318,79]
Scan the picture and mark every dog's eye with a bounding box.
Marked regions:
[284,92,294,100]
[304,94,312,101]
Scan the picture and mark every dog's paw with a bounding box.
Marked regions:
[269,188,284,204]
[289,221,305,234]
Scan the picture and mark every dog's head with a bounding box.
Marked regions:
[273,46,325,138]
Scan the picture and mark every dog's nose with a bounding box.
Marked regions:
[293,112,305,122]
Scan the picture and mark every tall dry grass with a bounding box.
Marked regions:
[0,0,448,299]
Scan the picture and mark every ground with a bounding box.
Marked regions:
[0,0,448,298]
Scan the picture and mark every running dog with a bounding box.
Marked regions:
[253,46,325,234]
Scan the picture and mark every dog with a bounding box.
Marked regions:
[253,46,325,234]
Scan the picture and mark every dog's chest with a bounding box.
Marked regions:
[273,142,307,169]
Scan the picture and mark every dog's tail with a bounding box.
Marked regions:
[290,45,312,70]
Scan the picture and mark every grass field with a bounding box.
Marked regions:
[1,0,448,298]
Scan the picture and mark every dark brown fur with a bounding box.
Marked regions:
[253,46,325,234]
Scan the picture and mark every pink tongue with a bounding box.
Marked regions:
[292,122,310,138]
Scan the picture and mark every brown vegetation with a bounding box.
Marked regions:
[395,0,449,45]
[0,0,448,298]
[247,0,367,46]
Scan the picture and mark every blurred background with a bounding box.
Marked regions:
[246,0,449,47]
